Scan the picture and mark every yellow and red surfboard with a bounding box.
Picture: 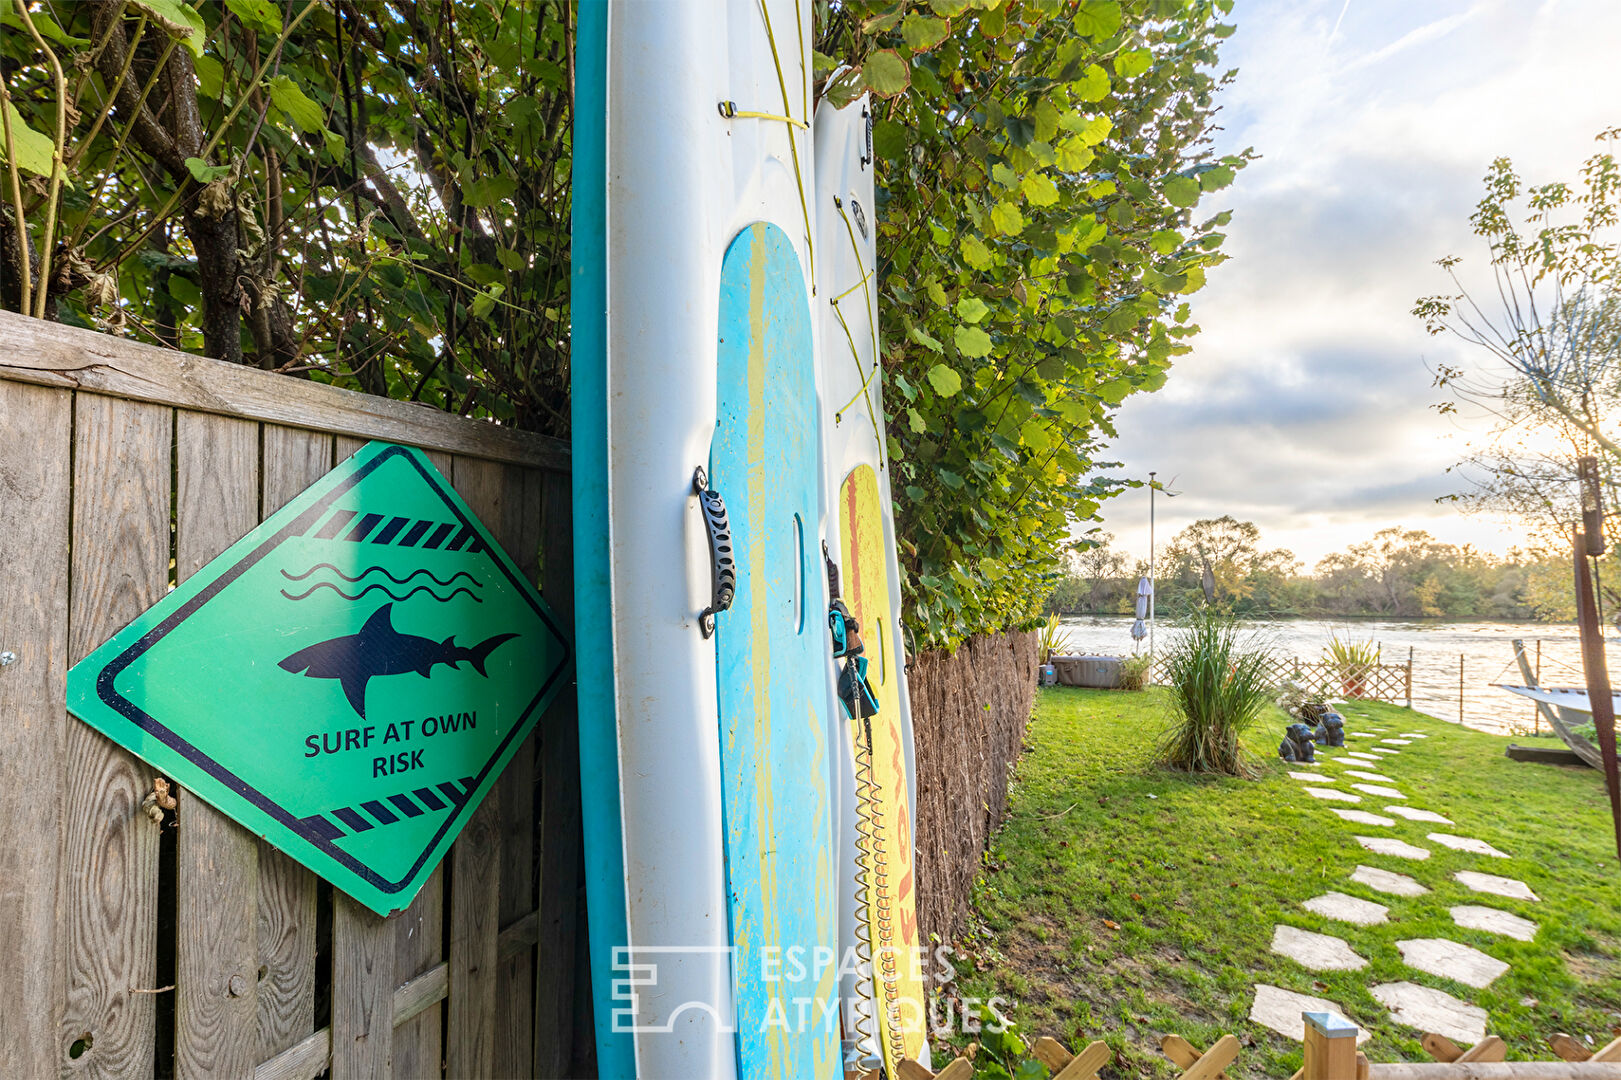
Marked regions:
[815,91,929,1074]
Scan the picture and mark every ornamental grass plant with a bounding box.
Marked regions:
[1157,607,1273,777]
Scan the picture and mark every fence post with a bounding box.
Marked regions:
[1301,1011,1360,1080]
[1535,639,1543,734]
[1405,647,1413,710]
[1459,653,1465,725]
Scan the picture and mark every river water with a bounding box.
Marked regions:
[1055,615,1621,735]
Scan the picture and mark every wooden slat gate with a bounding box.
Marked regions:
[0,312,585,1079]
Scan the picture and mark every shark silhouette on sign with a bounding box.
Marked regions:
[279,603,518,718]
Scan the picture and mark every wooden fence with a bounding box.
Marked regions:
[893,1018,1621,1079]
[1147,655,1415,707]
[0,312,585,1079]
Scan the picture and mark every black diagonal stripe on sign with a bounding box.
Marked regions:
[444,525,477,552]
[314,509,359,540]
[361,799,398,825]
[342,513,385,542]
[388,793,425,818]
[413,786,446,811]
[421,523,457,550]
[397,521,433,547]
[332,806,374,833]
[372,516,410,545]
[298,814,344,843]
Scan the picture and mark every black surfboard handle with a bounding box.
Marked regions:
[692,467,735,639]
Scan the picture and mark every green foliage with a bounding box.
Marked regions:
[816,0,1250,650]
[1,1,575,433]
[1157,607,1271,776]
[1323,632,1380,699]
[1036,613,1071,664]
[1118,651,1151,691]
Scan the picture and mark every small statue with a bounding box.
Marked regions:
[1318,709,1346,747]
[1278,722,1317,763]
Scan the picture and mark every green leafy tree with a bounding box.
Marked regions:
[815,0,1250,649]
[1,0,575,432]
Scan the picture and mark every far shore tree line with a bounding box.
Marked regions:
[1048,515,1576,621]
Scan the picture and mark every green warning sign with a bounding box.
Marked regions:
[65,441,571,915]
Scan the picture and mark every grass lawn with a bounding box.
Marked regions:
[943,687,1621,1077]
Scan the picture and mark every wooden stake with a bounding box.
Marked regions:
[1303,1011,1360,1080]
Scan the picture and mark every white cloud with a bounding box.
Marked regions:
[1096,0,1621,566]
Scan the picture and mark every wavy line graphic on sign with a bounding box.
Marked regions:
[279,582,482,605]
[281,563,483,589]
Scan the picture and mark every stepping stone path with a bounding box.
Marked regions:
[1451,905,1538,942]
[1305,787,1361,802]
[1250,985,1370,1042]
[1354,835,1430,860]
[1272,925,1368,970]
[1455,871,1539,902]
[1385,805,1451,824]
[1304,891,1389,925]
[1331,808,1395,826]
[1260,723,1557,1051]
[1351,864,1428,896]
[1427,833,1509,859]
[1371,982,1488,1045]
[1396,938,1510,988]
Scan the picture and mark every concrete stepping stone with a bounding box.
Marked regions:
[1427,833,1509,859]
[1355,835,1430,860]
[1343,752,1381,762]
[1249,984,1370,1042]
[1271,925,1368,971]
[1350,731,1380,737]
[1371,981,1488,1045]
[1371,748,1400,755]
[1352,783,1407,799]
[1346,769,1396,783]
[1451,905,1537,942]
[1331,808,1396,826]
[1396,938,1509,988]
[1385,805,1451,824]
[1304,891,1389,925]
[1455,870,1539,901]
[1288,770,1327,782]
[1382,738,1412,745]
[1401,733,1428,738]
[1352,864,1429,896]
[1305,787,1360,803]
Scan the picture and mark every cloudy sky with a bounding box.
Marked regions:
[1094,0,1621,569]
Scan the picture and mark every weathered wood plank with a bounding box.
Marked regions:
[256,426,329,1063]
[0,380,71,1076]
[61,394,171,1080]
[175,412,262,1079]
[0,310,569,470]
[391,864,443,1080]
[494,464,541,1078]
[332,895,394,1080]
[534,468,582,1078]
[444,456,506,1078]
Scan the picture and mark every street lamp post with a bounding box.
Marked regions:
[1149,471,1156,656]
